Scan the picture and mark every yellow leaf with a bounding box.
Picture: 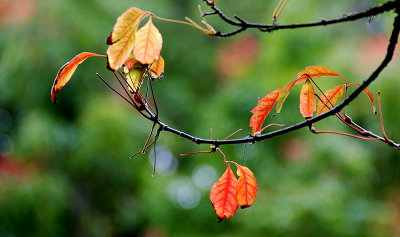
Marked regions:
[134,17,163,65]
[107,7,145,45]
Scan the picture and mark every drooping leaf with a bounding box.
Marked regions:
[316,84,345,115]
[107,7,145,45]
[133,17,163,65]
[235,164,258,208]
[209,165,238,222]
[51,52,106,104]
[149,55,164,78]
[275,80,296,114]
[299,79,316,119]
[249,89,280,135]
[349,83,376,114]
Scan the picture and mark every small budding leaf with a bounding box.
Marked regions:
[299,79,316,119]
[51,52,106,104]
[210,165,238,222]
[317,84,345,115]
[134,17,163,65]
[235,164,258,208]
[249,89,280,136]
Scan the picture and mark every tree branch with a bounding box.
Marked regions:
[203,0,399,37]
[141,7,400,149]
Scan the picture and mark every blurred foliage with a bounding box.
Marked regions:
[1,0,400,236]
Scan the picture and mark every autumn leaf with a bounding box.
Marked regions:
[235,164,258,208]
[316,84,345,115]
[275,80,296,114]
[149,55,165,78]
[107,7,145,45]
[126,67,145,93]
[349,83,376,114]
[51,52,106,104]
[107,10,146,70]
[134,16,163,65]
[299,79,316,119]
[249,89,280,135]
[210,165,238,222]
[295,65,346,84]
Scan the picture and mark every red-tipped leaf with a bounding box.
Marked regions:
[51,52,106,104]
[295,65,346,84]
[249,89,280,135]
[299,79,316,118]
[210,165,238,222]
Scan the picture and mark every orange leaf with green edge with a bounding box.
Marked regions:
[106,7,145,45]
[235,164,258,208]
[295,65,346,84]
[249,89,280,135]
[316,84,345,115]
[150,55,164,78]
[275,79,296,114]
[51,52,106,104]
[349,83,376,114]
[134,17,163,65]
[209,164,238,222]
[299,79,316,119]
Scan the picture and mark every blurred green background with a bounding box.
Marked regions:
[1,0,400,236]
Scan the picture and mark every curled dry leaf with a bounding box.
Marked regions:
[299,79,316,119]
[316,84,345,115]
[51,52,106,104]
[107,8,146,70]
[134,17,163,65]
[209,165,238,222]
[235,164,258,208]
[249,89,280,136]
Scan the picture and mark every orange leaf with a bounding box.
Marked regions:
[296,65,344,84]
[134,17,163,65]
[209,165,238,222]
[106,7,145,45]
[149,55,165,78]
[235,164,258,208]
[349,83,376,114]
[316,84,345,115]
[107,25,139,70]
[249,89,280,135]
[51,52,106,104]
[299,79,316,119]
